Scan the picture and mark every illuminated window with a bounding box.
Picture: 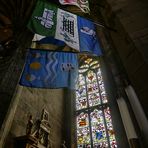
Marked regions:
[76,57,117,148]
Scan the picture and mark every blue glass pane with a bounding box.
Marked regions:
[90,109,108,147]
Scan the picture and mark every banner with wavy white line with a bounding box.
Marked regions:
[19,49,78,89]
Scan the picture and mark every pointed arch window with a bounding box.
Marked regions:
[76,57,117,148]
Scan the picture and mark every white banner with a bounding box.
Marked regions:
[55,8,80,51]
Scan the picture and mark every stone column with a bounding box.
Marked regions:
[117,96,140,148]
[125,85,148,146]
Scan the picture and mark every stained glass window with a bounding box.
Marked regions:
[76,57,117,148]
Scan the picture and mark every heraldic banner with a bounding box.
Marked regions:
[19,49,78,89]
[49,0,90,13]
[28,0,102,56]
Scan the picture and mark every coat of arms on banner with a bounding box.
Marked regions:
[55,9,80,51]
[34,8,56,29]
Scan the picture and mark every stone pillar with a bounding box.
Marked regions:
[125,85,148,146]
[117,97,140,148]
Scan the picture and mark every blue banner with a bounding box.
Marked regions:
[77,16,102,56]
[19,49,78,89]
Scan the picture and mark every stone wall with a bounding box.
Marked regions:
[100,0,148,118]
[0,0,36,129]
[4,86,65,148]
[106,0,148,62]
[99,0,148,146]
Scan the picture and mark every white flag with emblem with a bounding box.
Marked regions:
[55,9,79,51]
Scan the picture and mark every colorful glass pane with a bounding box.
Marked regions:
[88,93,101,107]
[85,58,93,64]
[90,60,100,69]
[76,58,117,148]
[79,74,86,85]
[86,71,96,83]
[104,107,117,148]
[79,64,89,73]
[86,70,101,106]
[101,89,108,104]
[90,109,108,147]
[76,74,87,110]
[76,96,88,110]
[97,68,108,103]
[87,83,99,94]
[77,112,91,147]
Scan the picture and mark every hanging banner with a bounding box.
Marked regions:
[19,49,78,89]
[28,0,103,56]
[49,0,90,13]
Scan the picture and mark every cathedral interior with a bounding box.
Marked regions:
[0,0,148,148]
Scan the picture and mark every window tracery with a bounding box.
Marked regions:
[76,57,117,148]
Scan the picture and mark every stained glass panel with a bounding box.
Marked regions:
[86,71,97,84]
[88,93,101,107]
[97,68,108,103]
[76,74,87,110]
[77,112,91,147]
[85,58,93,64]
[79,65,89,73]
[86,70,100,107]
[90,60,100,69]
[76,96,88,110]
[76,58,117,148]
[104,107,117,148]
[90,109,108,148]
[87,83,99,94]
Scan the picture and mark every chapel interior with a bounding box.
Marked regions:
[0,0,148,148]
